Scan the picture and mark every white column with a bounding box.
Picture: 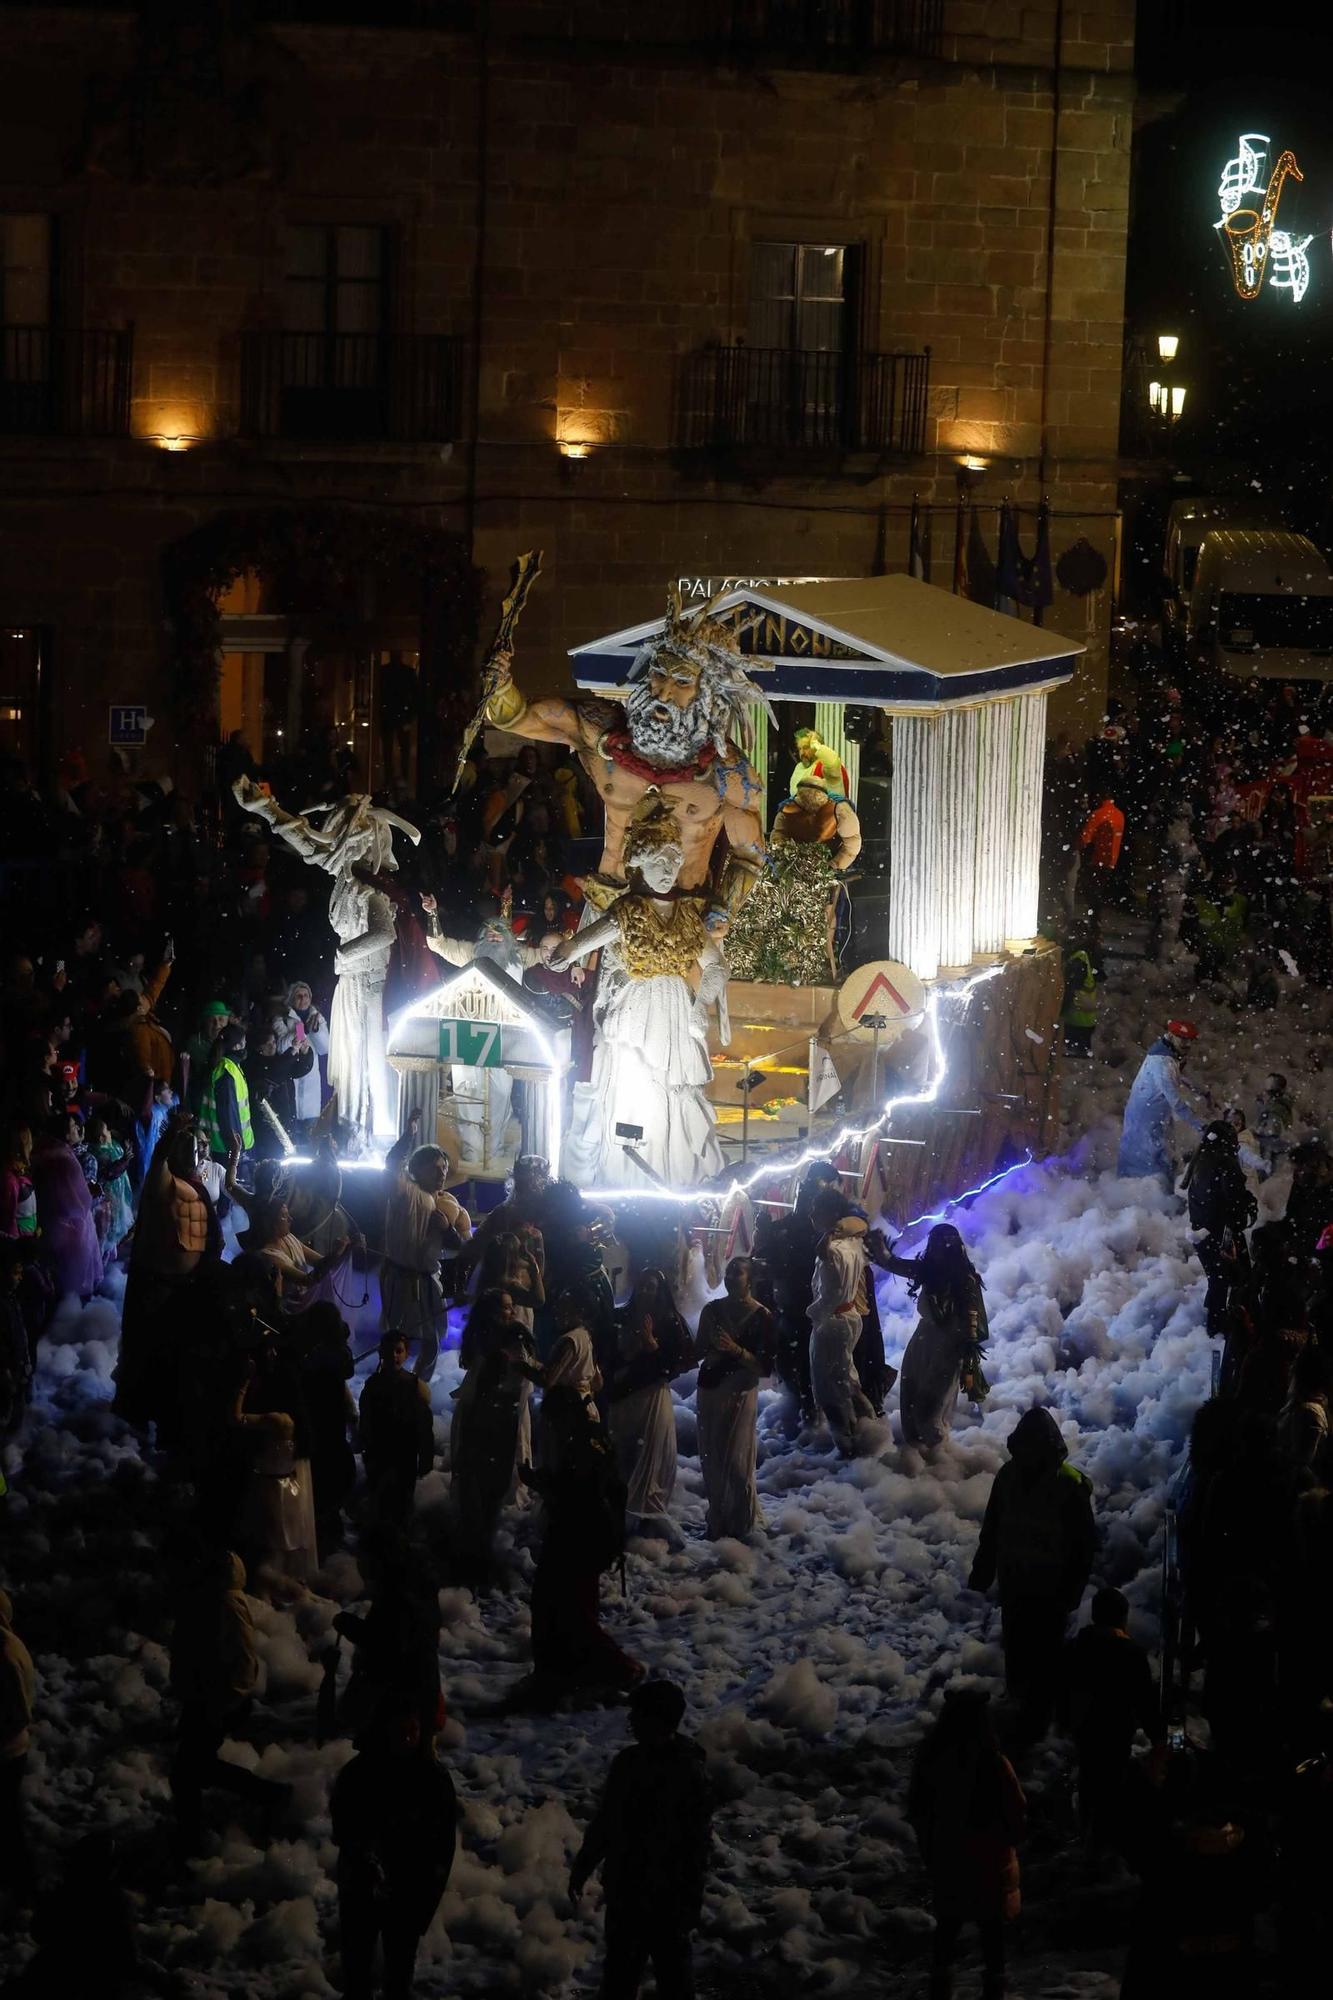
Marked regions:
[888,714,941,981]
[815,699,861,804]
[744,703,769,827]
[937,707,978,969]
[1005,691,1048,941]
[972,700,1016,956]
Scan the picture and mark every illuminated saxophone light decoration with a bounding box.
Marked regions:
[1216,132,1312,303]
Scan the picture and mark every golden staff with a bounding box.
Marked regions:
[451,549,543,796]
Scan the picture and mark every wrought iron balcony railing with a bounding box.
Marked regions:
[0,325,134,438]
[678,343,930,456]
[239,330,465,443]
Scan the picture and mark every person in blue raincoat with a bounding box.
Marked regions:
[1117,1020,1204,1188]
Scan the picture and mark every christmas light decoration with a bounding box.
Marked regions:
[286,964,1027,1229]
[1215,131,1310,303]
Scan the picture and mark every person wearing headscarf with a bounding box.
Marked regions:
[450,1285,542,1587]
[606,1266,692,1533]
[695,1256,772,1538]
[877,1223,989,1451]
[380,1109,471,1382]
[806,1191,879,1454]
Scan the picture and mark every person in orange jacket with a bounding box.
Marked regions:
[1079,792,1125,914]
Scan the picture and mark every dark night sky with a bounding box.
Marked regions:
[1130,5,1333,494]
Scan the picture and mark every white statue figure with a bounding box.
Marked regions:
[233,778,419,1144]
[550,795,728,1189]
[419,898,550,1170]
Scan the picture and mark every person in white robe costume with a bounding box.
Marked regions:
[549,794,728,1189]
[380,1111,472,1381]
[807,1196,877,1454]
[233,779,419,1145]
[695,1255,772,1538]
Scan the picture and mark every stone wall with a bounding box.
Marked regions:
[0,1,1135,776]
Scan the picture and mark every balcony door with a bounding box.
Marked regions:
[0,214,53,433]
[746,239,861,446]
[279,223,389,439]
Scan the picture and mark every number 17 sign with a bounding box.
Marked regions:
[439,1018,505,1067]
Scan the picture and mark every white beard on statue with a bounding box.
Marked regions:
[622,680,723,768]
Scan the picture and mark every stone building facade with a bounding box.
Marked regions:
[0,0,1134,788]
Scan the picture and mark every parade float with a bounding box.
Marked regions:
[392,567,1083,1236]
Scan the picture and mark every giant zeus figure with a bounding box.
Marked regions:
[486,595,773,1187]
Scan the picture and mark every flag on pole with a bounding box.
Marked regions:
[1019,499,1054,624]
[996,499,1021,615]
[808,1039,842,1113]
[951,495,967,596]
[909,494,931,581]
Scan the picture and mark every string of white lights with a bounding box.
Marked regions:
[282,963,1033,1231]
[584,960,1009,1210]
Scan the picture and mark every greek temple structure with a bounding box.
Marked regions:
[569,573,1082,983]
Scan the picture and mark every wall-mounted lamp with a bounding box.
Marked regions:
[955,453,988,492]
[1157,333,1180,363]
[1148,381,1163,412]
[558,440,592,461]
[1170,384,1186,418]
[152,434,198,453]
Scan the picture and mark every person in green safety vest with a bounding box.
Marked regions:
[197,1025,255,1165]
[1061,938,1100,1058]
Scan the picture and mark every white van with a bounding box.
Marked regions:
[1187,529,1333,683]
[1161,496,1282,655]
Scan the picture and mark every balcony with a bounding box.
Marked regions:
[725,0,945,60]
[678,343,930,457]
[0,326,134,438]
[239,331,465,444]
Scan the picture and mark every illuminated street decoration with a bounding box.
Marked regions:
[1215,132,1311,303]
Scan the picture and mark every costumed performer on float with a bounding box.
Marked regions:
[233,778,419,1145]
[790,724,851,801]
[727,771,862,984]
[548,794,728,1189]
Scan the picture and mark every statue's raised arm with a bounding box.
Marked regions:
[232,777,419,1146]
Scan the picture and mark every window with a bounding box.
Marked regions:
[272,224,391,437]
[749,241,849,354]
[2,216,53,422]
[283,224,387,339]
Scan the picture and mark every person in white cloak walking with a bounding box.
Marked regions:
[380,1109,472,1381]
[607,1267,692,1536]
[695,1255,773,1538]
[807,1193,878,1454]
[876,1222,989,1451]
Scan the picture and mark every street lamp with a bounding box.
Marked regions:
[1143,335,1185,435]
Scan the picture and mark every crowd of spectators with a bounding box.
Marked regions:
[2,680,1332,1998]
